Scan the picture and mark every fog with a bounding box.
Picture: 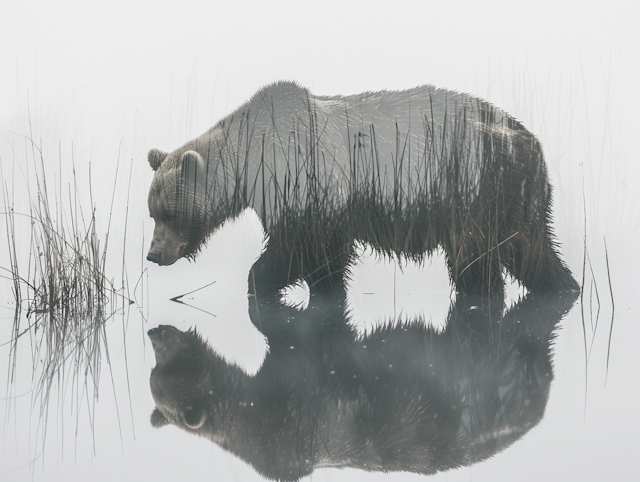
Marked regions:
[1,1,638,481]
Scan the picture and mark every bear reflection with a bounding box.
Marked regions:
[148,292,576,481]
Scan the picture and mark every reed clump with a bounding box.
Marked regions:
[1,136,133,449]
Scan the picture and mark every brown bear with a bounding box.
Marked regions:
[146,81,578,296]
[148,291,578,481]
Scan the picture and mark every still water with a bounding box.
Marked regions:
[1,79,634,482]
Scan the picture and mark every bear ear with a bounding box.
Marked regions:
[183,401,206,430]
[180,151,206,187]
[148,149,168,171]
[151,408,170,428]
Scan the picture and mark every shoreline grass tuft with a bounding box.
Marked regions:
[1,134,135,458]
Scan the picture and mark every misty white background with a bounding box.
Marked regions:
[1,1,638,481]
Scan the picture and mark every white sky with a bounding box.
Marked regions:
[1,1,638,481]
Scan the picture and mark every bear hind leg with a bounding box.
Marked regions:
[503,233,579,294]
[444,238,505,298]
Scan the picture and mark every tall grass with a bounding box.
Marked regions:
[186,94,578,296]
[1,135,135,457]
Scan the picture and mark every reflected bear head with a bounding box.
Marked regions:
[148,325,215,431]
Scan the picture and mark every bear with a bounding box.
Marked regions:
[148,290,578,481]
[146,81,579,296]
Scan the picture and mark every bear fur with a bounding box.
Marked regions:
[146,81,578,295]
[148,291,578,481]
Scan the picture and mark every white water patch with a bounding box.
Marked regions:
[504,272,528,310]
[281,280,310,310]
[146,208,268,375]
[347,243,454,336]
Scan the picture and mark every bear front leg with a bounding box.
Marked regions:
[248,214,354,301]
[248,244,299,300]
[445,236,505,298]
[248,238,353,300]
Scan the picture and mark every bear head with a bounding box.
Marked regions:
[146,149,210,265]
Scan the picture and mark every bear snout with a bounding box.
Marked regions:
[147,248,182,266]
[147,251,162,264]
[147,325,188,365]
[147,327,163,341]
[147,224,185,266]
